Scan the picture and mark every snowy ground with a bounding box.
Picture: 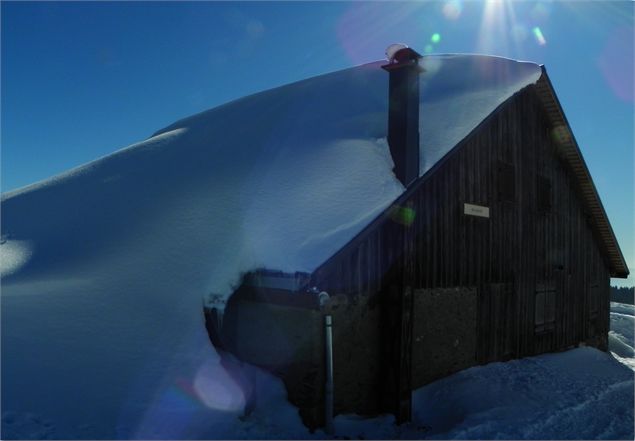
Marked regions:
[609,302,635,369]
[331,302,635,440]
[2,303,632,440]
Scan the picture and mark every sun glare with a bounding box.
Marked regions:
[478,0,511,54]
[477,0,550,56]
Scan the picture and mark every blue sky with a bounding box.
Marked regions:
[1,1,633,285]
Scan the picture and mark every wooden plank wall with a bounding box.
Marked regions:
[310,84,611,414]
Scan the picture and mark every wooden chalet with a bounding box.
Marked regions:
[204,47,629,431]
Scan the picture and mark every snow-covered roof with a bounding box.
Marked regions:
[1,54,541,299]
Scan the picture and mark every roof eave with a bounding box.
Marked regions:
[536,66,629,278]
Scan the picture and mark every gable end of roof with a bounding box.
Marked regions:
[535,66,629,278]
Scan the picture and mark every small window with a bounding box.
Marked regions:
[537,175,552,212]
[535,287,556,334]
[497,161,515,203]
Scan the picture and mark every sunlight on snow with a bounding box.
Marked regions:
[0,239,33,278]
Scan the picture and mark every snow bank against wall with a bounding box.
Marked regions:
[2,55,540,439]
[331,303,635,440]
[332,347,634,440]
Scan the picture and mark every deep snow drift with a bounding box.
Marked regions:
[6,53,629,439]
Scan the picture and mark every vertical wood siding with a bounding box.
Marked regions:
[310,85,611,413]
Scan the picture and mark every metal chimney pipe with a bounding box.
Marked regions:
[381,46,424,188]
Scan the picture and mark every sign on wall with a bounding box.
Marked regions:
[464,203,490,218]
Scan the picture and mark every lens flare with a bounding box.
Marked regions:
[442,0,462,20]
[550,125,570,146]
[431,33,442,44]
[532,26,547,46]
[336,2,420,65]
[193,361,246,412]
[598,27,634,102]
[530,2,551,23]
[420,56,443,74]
[390,205,416,226]
[511,23,529,43]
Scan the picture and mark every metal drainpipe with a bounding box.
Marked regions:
[325,314,334,435]
[319,291,334,435]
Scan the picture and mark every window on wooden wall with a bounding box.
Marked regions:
[535,286,556,334]
[537,175,552,212]
[497,161,515,203]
